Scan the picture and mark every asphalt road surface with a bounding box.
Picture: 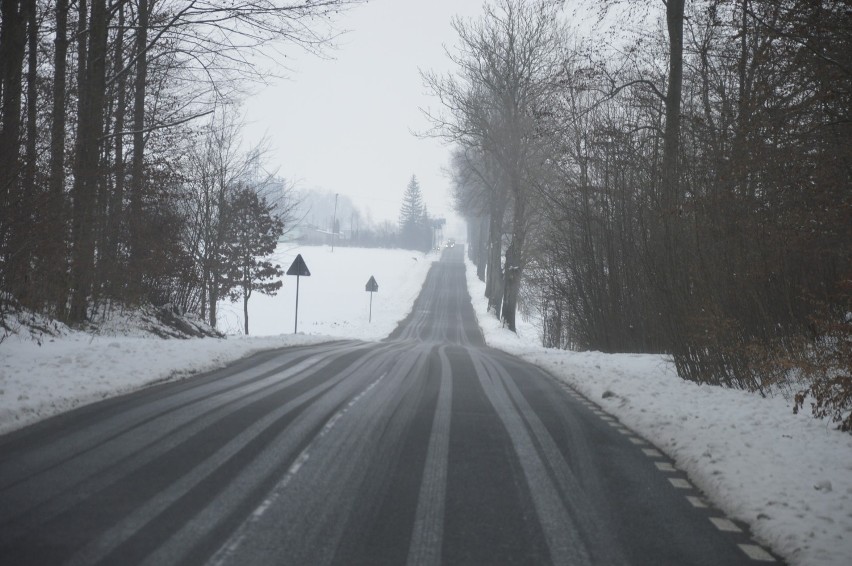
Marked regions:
[0,246,779,565]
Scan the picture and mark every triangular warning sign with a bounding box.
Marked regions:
[365,276,378,293]
[286,254,311,276]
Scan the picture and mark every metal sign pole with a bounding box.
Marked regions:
[365,276,378,323]
[286,254,310,335]
[294,275,300,334]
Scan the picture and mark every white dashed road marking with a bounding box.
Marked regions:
[686,496,708,508]
[738,544,776,562]
[709,517,743,533]
[668,478,692,489]
[629,429,776,563]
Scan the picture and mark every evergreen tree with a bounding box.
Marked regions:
[399,176,430,251]
[222,186,285,334]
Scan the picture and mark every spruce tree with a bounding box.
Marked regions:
[399,176,428,250]
[221,186,285,334]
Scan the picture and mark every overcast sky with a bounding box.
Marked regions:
[240,0,489,239]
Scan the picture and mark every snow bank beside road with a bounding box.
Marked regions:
[0,245,435,436]
[0,334,328,435]
[464,256,852,566]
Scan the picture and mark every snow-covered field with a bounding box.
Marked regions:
[0,244,434,435]
[463,256,852,566]
[1,244,849,566]
[216,243,435,340]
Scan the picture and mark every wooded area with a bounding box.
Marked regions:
[0,0,362,331]
[430,0,850,428]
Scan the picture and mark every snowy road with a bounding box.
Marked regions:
[0,247,779,565]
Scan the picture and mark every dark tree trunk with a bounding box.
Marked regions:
[106,1,127,288]
[48,0,69,315]
[209,272,218,328]
[485,209,503,315]
[485,175,508,316]
[129,0,148,281]
[69,0,109,322]
[0,0,29,296]
[243,284,250,335]
[477,215,487,281]
[501,174,526,332]
[655,0,686,352]
[661,0,684,224]
[0,0,27,185]
[68,0,88,315]
[16,0,38,305]
[22,0,36,205]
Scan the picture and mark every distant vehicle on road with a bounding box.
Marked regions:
[446,239,455,248]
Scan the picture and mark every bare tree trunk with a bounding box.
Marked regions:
[106,1,127,290]
[477,215,487,281]
[0,0,29,297]
[21,0,37,303]
[48,0,69,316]
[0,0,26,185]
[501,174,526,332]
[656,0,686,354]
[129,0,148,285]
[485,210,504,315]
[662,0,684,225]
[69,0,109,322]
[209,272,218,328]
[200,264,208,323]
[11,0,38,306]
[243,285,250,335]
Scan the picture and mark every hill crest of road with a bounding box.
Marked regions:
[386,246,485,346]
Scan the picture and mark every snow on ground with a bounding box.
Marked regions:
[0,333,330,436]
[0,244,435,436]
[216,243,435,340]
[463,256,852,566]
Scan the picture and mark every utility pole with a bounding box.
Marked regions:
[331,193,339,252]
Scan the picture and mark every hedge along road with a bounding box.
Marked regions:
[0,246,779,565]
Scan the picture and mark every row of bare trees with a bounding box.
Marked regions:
[1,0,361,330]
[425,0,566,331]
[434,0,850,425]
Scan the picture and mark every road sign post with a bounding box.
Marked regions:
[294,276,300,333]
[365,276,378,322]
[286,254,311,333]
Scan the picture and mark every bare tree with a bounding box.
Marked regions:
[424,0,566,330]
[449,146,509,314]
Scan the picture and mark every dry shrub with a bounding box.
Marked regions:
[677,311,772,393]
[677,283,852,434]
[793,281,852,432]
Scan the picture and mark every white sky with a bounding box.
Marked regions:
[241,0,487,239]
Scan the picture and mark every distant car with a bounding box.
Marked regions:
[446,239,455,248]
